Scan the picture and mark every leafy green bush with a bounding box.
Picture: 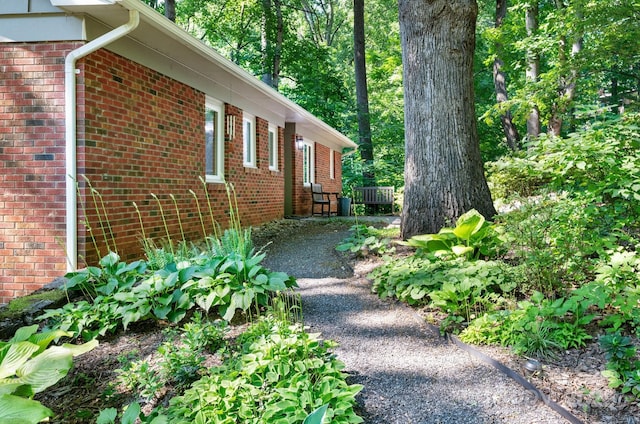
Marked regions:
[498,194,615,296]
[371,253,515,332]
[114,313,229,400]
[336,224,397,257]
[0,325,98,423]
[405,209,505,260]
[165,315,363,423]
[40,245,297,340]
[600,332,640,397]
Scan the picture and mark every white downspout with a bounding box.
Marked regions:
[65,9,140,271]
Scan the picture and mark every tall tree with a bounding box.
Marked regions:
[261,0,284,88]
[354,0,375,185]
[399,0,496,238]
[165,0,176,22]
[525,1,541,137]
[492,0,520,150]
[548,1,582,136]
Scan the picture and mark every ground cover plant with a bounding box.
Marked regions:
[0,184,364,423]
[368,113,640,408]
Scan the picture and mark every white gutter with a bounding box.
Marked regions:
[64,9,139,271]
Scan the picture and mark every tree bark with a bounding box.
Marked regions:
[525,1,541,137]
[399,0,496,239]
[493,0,520,150]
[260,0,283,89]
[548,4,583,136]
[354,0,375,185]
[164,0,176,22]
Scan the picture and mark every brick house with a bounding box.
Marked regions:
[0,0,357,304]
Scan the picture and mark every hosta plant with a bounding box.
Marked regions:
[0,325,98,423]
[406,209,505,260]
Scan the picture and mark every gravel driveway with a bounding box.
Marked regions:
[257,218,570,424]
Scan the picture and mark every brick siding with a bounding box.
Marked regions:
[0,42,80,303]
[1,41,341,303]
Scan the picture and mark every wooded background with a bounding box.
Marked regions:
[147,0,639,231]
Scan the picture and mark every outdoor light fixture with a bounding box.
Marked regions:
[225,115,236,139]
[296,135,304,150]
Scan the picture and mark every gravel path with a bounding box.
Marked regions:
[258,218,569,424]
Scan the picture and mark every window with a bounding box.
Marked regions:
[268,125,278,171]
[243,113,256,167]
[301,139,314,185]
[205,98,224,182]
[329,149,335,180]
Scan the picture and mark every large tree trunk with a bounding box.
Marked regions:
[493,0,520,150]
[525,1,541,137]
[260,0,283,89]
[354,0,375,185]
[164,0,176,22]
[399,0,496,239]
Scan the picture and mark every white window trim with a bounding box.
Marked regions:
[205,97,224,183]
[329,149,335,180]
[302,139,315,186]
[243,112,256,168]
[268,124,278,171]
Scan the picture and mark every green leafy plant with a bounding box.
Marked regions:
[336,224,397,257]
[115,355,163,401]
[164,315,363,423]
[63,252,148,300]
[97,401,167,424]
[0,325,98,423]
[600,332,640,397]
[406,209,505,260]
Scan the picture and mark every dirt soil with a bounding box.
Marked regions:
[31,218,640,423]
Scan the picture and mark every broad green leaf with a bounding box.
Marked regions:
[14,346,74,393]
[97,408,118,424]
[59,339,98,357]
[453,209,485,241]
[9,326,39,343]
[0,381,27,396]
[28,329,74,354]
[451,245,474,256]
[154,305,171,320]
[303,404,328,424]
[0,342,40,379]
[0,394,53,423]
[121,401,141,424]
[99,251,120,269]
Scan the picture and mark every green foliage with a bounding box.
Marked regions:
[158,313,228,388]
[0,325,98,424]
[599,332,640,397]
[336,224,397,257]
[64,252,148,300]
[406,209,505,260]
[115,356,163,401]
[164,315,363,423]
[304,404,329,424]
[97,401,167,424]
[41,235,297,339]
[115,313,229,400]
[371,255,514,330]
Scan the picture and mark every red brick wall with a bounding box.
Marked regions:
[0,44,287,302]
[0,42,81,303]
[78,49,286,264]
